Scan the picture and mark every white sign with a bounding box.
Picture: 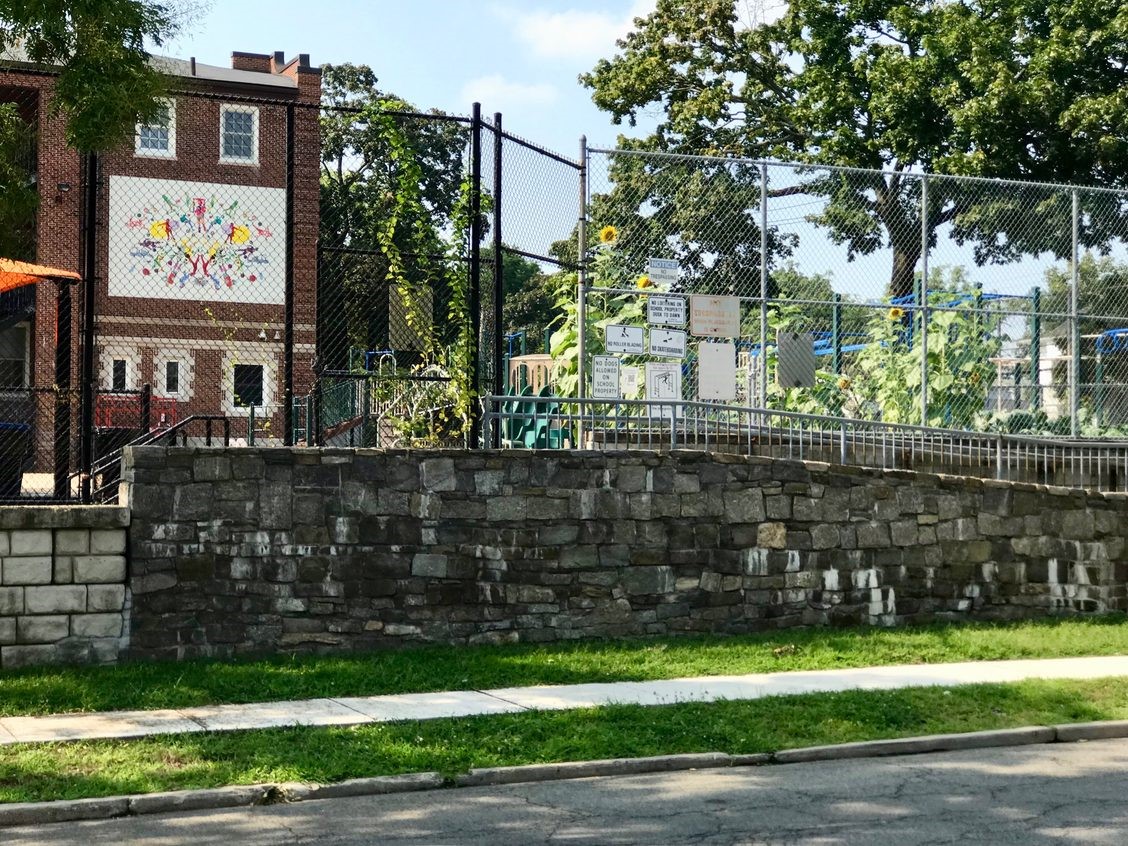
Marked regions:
[698,342,737,401]
[690,295,741,338]
[646,257,680,286]
[591,355,621,399]
[649,328,687,359]
[108,175,286,304]
[647,294,687,327]
[605,324,645,354]
[622,366,640,398]
[645,362,682,419]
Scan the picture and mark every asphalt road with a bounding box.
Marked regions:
[9,738,1128,845]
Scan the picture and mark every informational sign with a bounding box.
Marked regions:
[690,295,741,338]
[622,366,640,399]
[645,362,682,419]
[698,341,737,401]
[605,324,645,354]
[777,331,817,388]
[647,294,687,327]
[591,355,621,399]
[648,328,687,359]
[646,258,680,287]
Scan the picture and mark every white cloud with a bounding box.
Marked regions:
[460,74,559,111]
[503,0,656,63]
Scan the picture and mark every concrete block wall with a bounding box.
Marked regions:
[0,507,130,668]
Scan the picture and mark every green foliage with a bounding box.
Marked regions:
[0,102,36,260]
[583,0,1128,297]
[0,0,187,151]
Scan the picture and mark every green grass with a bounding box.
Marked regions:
[0,616,1126,718]
[2,676,1127,804]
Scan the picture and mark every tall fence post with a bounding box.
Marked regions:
[1030,286,1041,410]
[283,102,295,446]
[759,162,769,407]
[78,152,98,504]
[577,136,588,402]
[491,112,504,448]
[919,173,929,428]
[468,103,483,447]
[53,279,72,500]
[1070,189,1081,437]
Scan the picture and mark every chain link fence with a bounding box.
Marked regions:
[581,148,1128,438]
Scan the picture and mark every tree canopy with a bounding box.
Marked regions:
[582,0,1128,298]
[0,0,192,151]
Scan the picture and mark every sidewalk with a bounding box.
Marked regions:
[3,655,1127,746]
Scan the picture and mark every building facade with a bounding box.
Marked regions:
[0,50,321,490]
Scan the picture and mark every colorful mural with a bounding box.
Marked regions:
[108,176,286,304]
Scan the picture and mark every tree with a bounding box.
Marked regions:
[0,0,197,151]
[582,0,1128,299]
[318,63,470,369]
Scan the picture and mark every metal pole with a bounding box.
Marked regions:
[831,293,842,375]
[919,174,929,428]
[1030,287,1041,410]
[53,280,72,500]
[468,103,483,446]
[577,135,588,401]
[283,103,295,446]
[759,162,769,407]
[78,152,98,503]
[491,112,504,447]
[1070,189,1080,437]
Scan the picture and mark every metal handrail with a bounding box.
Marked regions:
[482,395,1128,493]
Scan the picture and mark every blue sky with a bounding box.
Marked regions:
[167,0,656,155]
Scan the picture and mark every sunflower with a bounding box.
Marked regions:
[837,376,851,390]
[599,225,618,244]
[636,275,653,289]
[970,370,982,385]
[887,307,905,320]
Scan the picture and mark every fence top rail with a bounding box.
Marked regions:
[482,395,1128,451]
[587,146,1128,197]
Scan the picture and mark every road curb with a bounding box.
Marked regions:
[4,720,1128,828]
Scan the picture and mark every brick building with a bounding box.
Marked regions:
[0,50,321,488]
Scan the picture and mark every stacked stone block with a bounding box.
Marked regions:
[0,507,129,668]
[121,447,1128,662]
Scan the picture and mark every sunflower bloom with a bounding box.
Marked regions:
[636,275,653,289]
[887,307,905,320]
[837,376,851,390]
[599,225,618,244]
[970,371,982,385]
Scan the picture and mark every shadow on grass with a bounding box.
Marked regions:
[2,677,1128,805]
[1,614,1126,718]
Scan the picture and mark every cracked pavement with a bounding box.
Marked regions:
[9,737,1128,844]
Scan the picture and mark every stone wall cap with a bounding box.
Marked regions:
[0,506,129,530]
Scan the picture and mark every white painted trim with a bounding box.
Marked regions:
[218,103,259,166]
[135,98,176,159]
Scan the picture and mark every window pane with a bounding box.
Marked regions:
[112,360,126,391]
[138,104,171,152]
[233,364,264,407]
[222,110,255,159]
[0,360,23,389]
[165,361,179,394]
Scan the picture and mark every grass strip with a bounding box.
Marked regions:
[2,676,1127,804]
[1,616,1127,717]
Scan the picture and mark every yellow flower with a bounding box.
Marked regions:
[636,275,653,289]
[970,371,982,385]
[888,307,905,320]
[599,225,618,244]
[837,376,851,390]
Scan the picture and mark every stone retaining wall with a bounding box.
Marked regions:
[0,507,130,668]
[121,447,1128,662]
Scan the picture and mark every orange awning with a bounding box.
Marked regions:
[0,259,81,294]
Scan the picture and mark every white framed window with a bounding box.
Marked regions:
[152,349,195,401]
[221,350,276,417]
[0,324,28,389]
[99,347,140,391]
[219,104,259,165]
[135,99,176,158]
